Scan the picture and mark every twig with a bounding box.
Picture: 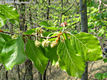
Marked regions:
[62,4,74,14]
[0,31,58,39]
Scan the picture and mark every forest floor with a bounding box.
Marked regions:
[0,60,107,80]
[33,60,107,80]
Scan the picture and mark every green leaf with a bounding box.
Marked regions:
[0,18,6,27]
[97,27,105,37]
[102,72,107,79]
[0,5,19,27]
[57,35,85,78]
[0,33,12,55]
[42,46,58,63]
[43,26,63,31]
[75,32,102,61]
[24,29,35,35]
[25,39,48,74]
[42,31,51,36]
[9,19,19,25]
[95,73,103,80]
[39,21,50,27]
[0,36,26,70]
[57,32,102,78]
[103,58,107,63]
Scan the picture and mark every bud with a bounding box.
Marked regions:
[42,40,50,47]
[50,41,58,48]
[0,29,3,32]
[61,23,65,27]
[60,22,67,27]
[55,62,59,69]
[64,22,67,26]
[35,40,41,47]
[12,34,18,39]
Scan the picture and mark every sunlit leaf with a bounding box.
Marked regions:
[57,34,85,78]
[39,21,50,27]
[95,73,103,80]
[57,32,102,77]
[75,32,102,61]
[0,36,26,70]
[0,5,19,27]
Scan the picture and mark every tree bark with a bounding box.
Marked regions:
[47,0,50,20]
[81,62,88,80]
[29,7,33,29]
[80,0,88,33]
[19,0,33,80]
[42,0,51,80]
[60,0,63,24]
[80,0,88,80]
[24,59,33,80]
[43,60,50,80]
[19,3,26,31]
[38,72,42,80]
[6,71,8,80]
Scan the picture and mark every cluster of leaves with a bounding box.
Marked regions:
[26,0,80,29]
[0,4,103,78]
[0,29,102,78]
[94,57,107,79]
[0,5,19,27]
[87,0,107,39]
[95,72,107,80]
[0,6,102,77]
[88,7,107,37]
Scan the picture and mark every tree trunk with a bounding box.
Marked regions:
[19,3,26,31]
[19,0,33,80]
[42,0,51,80]
[47,0,50,20]
[43,61,50,80]
[81,62,88,80]
[80,0,88,80]
[6,71,8,80]
[29,6,33,29]
[60,0,63,24]
[80,0,88,33]
[24,59,33,80]
[38,72,42,80]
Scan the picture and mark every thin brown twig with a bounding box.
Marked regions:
[0,31,58,39]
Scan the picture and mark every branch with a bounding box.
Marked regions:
[0,1,35,4]
[70,21,80,26]
[0,31,15,35]
[103,3,107,7]
[0,31,57,39]
[62,3,74,14]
